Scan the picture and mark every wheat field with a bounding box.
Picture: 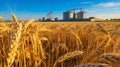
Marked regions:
[0,15,120,67]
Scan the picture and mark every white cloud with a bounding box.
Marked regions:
[81,2,93,4]
[96,2,120,7]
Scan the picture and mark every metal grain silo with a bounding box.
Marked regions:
[63,11,74,21]
[77,9,86,20]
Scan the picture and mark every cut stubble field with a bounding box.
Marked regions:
[0,15,120,67]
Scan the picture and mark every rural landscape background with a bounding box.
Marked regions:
[0,0,120,67]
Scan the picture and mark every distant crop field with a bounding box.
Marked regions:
[0,18,120,67]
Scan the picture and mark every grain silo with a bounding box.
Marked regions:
[75,14,78,19]
[63,11,74,21]
[77,9,86,20]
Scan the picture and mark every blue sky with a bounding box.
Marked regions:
[0,0,120,20]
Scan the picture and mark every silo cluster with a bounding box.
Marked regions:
[63,8,86,21]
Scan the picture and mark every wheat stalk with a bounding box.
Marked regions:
[71,31,83,47]
[95,24,108,34]
[99,53,120,63]
[75,63,111,67]
[53,51,83,67]
[0,23,11,32]
[7,23,23,67]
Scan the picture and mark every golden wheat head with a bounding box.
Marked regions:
[12,14,19,24]
[53,51,83,67]
[57,51,83,62]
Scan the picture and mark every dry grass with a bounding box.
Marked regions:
[0,15,120,67]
